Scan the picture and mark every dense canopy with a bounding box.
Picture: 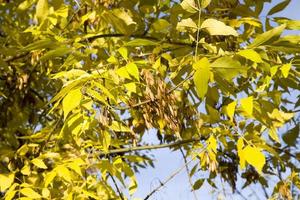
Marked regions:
[0,0,300,199]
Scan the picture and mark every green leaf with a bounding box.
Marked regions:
[180,0,198,13]
[211,56,245,80]
[267,0,291,15]
[242,145,265,174]
[152,19,170,32]
[240,96,253,116]
[20,188,42,199]
[62,88,82,120]
[237,49,263,63]
[283,125,299,146]
[124,39,158,47]
[193,179,205,190]
[40,47,72,61]
[31,158,48,169]
[248,24,286,48]
[201,18,238,36]
[126,62,140,81]
[22,39,56,51]
[193,57,210,99]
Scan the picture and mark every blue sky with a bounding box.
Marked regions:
[129,1,300,200]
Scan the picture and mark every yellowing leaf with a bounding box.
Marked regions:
[237,49,263,63]
[4,183,17,200]
[36,0,48,22]
[280,63,291,78]
[248,24,286,48]
[211,56,245,80]
[31,158,47,169]
[20,188,42,199]
[0,173,14,192]
[62,88,82,120]
[180,0,198,13]
[126,63,139,81]
[193,57,210,99]
[201,18,238,36]
[240,96,253,116]
[242,145,265,174]
[225,101,237,122]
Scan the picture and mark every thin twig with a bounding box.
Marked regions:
[143,145,207,200]
[96,137,205,157]
[194,0,202,61]
[109,173,125,200]
[179,148,199,200]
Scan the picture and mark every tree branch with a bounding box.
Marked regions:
[143,145,207,200]
[97,137,205,157]
[86,33,195,47]
[109,173,125,200]
[180,148,199,200]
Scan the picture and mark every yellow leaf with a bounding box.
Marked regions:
[21,165,31,175]
[237,49,263,63]
[269,127,280,143]
[280,63,291,78]
[125,82,137,95]
[36,0,48,22]
[42,188,50,198]
[44,171,56,187]
[201,18,238,36]
[193,57,210,99]
[207,135,217,153]
[242,145,265,174]
[225,101,237,121]
[56,166,72,182]
[237,138,246,169]
[4,183,18,200]
[0,173,14,192]
[62,88,82,120]
[116,66,131,79]
[126,62,140,81]
[240,96,253,116]
[68,162,82,176]
[31,158,47,169]
[20,188,42,199]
